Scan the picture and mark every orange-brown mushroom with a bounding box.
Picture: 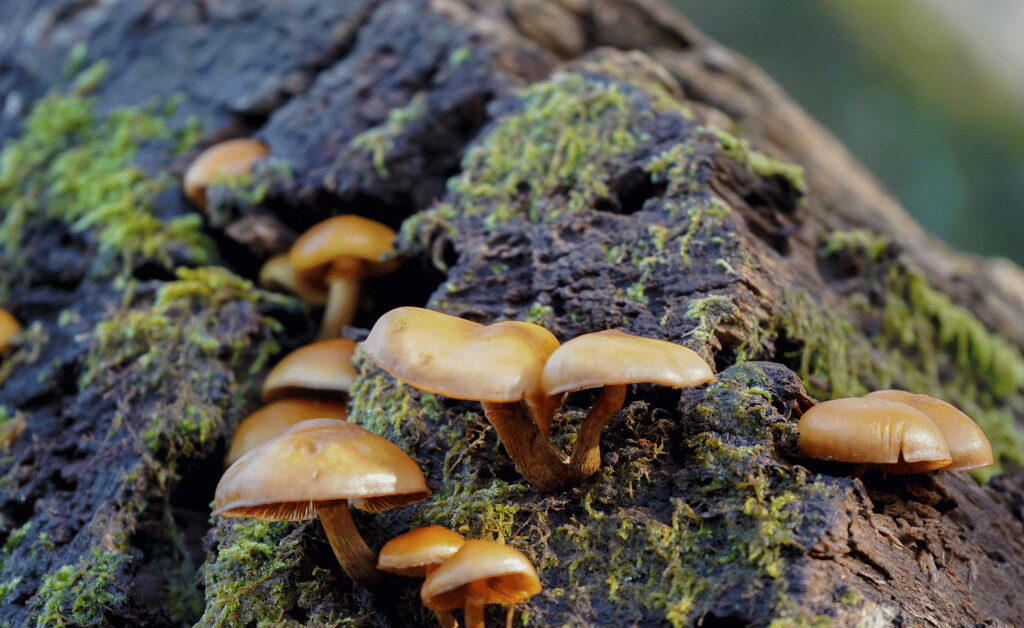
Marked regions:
[224,398,349,467]
[183,138,269,209]
[214,418,430,583]
[362,307,568,492]
[0,309,20,353]
[421,540,541,628]
[865,390,993,471]
[378,526,466,628]
[541,330,715,484]
[797,397,952,472]
[258,254,329,305]
[289,215,400,339]
[262,339,357,402]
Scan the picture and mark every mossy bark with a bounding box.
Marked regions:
[1,1,1024,627]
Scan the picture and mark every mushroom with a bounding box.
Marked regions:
[378,526,467,628]
[258,254,329,305]
[421,540,541,628]
[865,390,993,471]
[797,397,952,472]
[540,330,716,484]
[214,418,430,584]
[224,398,349,467]
[362,307,569,492]
[262,338,357,402]
[183,138,269,209]
[0,308,20,353]
[289,215,401,339]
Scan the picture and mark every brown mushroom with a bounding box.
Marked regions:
[362,307,569,492]
[421,540,541,628]
[258,254,329,305]
[541,330,716,484]
[0,309,20,353]
[224,398,349,467]
[289,215,400,339]
[378,526,466,628]
[262,338,357,402]
[214,418,430,584]
[797,397,952,472]
[183,138,269,209]
[865,390,993,471]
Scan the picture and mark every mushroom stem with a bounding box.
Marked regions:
[463,600,485,628]
[481,401,568,492]
[317,500,379,584]
[319,274,360,340]
[567,385,627,485]
[505,606,514,628]
[423,565,459,628]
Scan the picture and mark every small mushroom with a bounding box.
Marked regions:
[0,309,20,353]
[865,390,993,471]
[362,307,569,492]
[262,338,357,402]
[378,526,466,628]
[183,138,269,209]
[214,418,430,584]
[224,398,349,467]
[258,254,329,305]
[797,397,952,472]
[421,540,541,628]
[289,215,401,339]
[540,330,716,484]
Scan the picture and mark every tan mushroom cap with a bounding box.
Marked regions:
[866,390,993,471]
[214,418,430,519]
[262,339,358,401]
[421,540,542,610]
[798,397,952,471]
[541,329,715,395]
[258,254,329,305]
[224,398,349,467]
[362,307,559,405]
[183,138,269,208]
[377,526,466,578]
[0,309,20,353]
[289,215,398,287]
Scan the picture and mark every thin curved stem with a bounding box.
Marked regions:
[567,385,626,484]
[463,600,485,628]
[423,565,459,628]
[481,401,568,492]
[319,275,360,340]
[317,500,379,584]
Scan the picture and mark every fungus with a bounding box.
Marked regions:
[0,308,20,353]
[866,390,993,471]
[183,138,269,209]
[421,539,541,628]
[362,307,569,492]
[258,253,328,305]
[224,398,349,467]
[262,338,357,402]
[289,215,401,339]
[797,397,952,472]
[540,330,716,484]
[378,526,466,628]
[214,418,430,584]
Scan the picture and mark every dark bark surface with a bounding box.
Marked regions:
[1,1,1023,627]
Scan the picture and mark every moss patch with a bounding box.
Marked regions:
[351,93,428,178]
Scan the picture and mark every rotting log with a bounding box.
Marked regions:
[1,1,1023,626]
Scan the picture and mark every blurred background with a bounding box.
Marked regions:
[673,0,1024,265]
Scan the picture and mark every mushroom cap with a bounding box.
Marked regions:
[214,418,429,520]
[362,307,559,404]
[377,526,466,577]
[224,398,349,467]
[183,138,269,208]
[262,339,358,402]
[421,540,542,611]
[797,397,952,470]
[0,309,20,352]
[865,390,993,471]
[258,254,329,305]
[289,215,398,292]
[540,329,715,395]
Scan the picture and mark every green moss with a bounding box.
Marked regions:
[412,478,529,542]
[0,59,210,283]
[32,548,127,627]
[351,93,428,178]
[520,302,555,326]
[447,45,472,67]
[712,129,807,194]
[818,229,891,261]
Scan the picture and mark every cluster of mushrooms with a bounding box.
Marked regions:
[188,138,995,626]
